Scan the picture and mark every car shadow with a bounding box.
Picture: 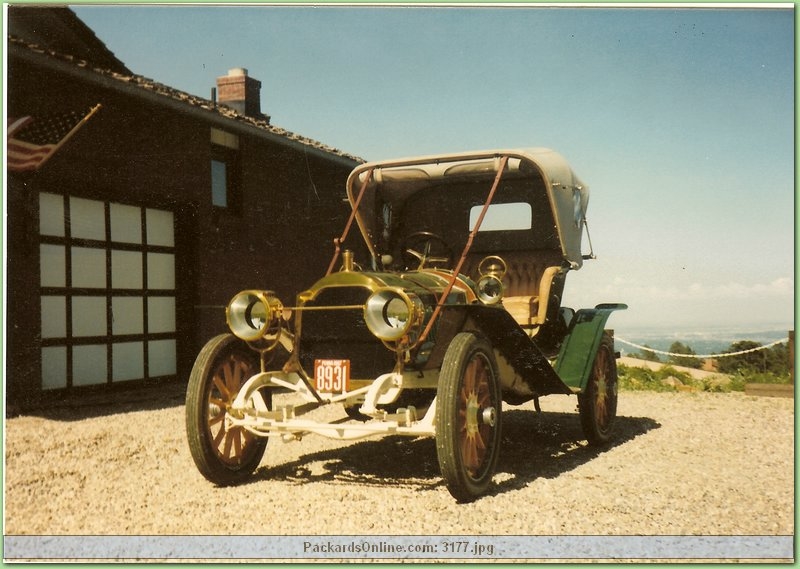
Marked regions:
[10,379,187,421]
[489,409,661,497]
[251,408,661,497]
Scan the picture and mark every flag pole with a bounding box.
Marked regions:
[35,103,102,170]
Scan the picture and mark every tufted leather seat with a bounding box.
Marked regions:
[503,265,562,328]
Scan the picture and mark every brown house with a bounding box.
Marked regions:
[6,7,364,411]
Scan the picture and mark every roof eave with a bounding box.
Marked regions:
[9,41,364,168]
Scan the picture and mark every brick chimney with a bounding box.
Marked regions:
[215,67,263,118]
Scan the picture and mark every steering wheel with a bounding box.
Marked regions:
[400,231,453,269]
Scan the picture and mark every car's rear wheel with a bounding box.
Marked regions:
[436,332,502,502]
[578,334,618,445]
[186,333,268,485]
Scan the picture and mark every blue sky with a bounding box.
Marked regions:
[71,4,795,333]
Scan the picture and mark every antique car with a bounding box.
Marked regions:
[185,147,626,502]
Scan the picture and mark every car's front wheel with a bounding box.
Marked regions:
[436,332,502,502]
[185,333,268,485]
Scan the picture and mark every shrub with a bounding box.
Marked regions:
[666,341,703,369]
[717,341,791,376]
[617,363,792,393]
[633,345,661,362]
[617,364,698,392]
[727,370,792,387]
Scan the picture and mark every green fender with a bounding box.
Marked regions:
[554,303,628,392]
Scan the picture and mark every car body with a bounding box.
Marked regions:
[185,147,626,501]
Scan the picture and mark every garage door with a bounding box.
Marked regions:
[38,193,177,389]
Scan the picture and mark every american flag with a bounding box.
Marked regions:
[7,105,101,172]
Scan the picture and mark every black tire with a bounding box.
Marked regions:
[436,333,502,502]
[185,334,269,485]
[578,334,618,445]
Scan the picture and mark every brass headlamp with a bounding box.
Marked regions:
[476,255,507,305]
[364,287,424,343]
[226,290,285,349]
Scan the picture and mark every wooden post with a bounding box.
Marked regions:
[789,330,794,384]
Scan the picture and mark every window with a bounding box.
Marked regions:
[469,202,532,232]
[210,128,240,211]
[211,159,228,207]
[210,147,240,211]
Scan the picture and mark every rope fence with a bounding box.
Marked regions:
[615,337,788,360]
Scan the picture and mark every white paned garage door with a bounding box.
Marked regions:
[39,193,177,389]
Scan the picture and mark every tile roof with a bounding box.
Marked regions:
[9,6,132,75]
[8,35,365,164]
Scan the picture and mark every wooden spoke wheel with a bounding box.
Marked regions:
[185,334,269,485]
[436,333,502,502]
[578,334,618,445]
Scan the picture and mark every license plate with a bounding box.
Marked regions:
[314,359,351,393]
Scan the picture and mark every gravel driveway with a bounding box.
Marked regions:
[3,385,794,560]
